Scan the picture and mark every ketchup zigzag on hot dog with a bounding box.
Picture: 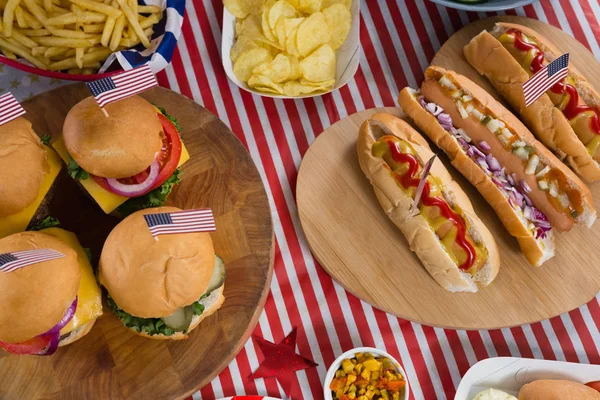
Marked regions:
[398,66,596,266]
[358,113,500,292]
[464,22,600,182]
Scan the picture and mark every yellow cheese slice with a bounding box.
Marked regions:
[52,137,190,214]
[0,146,62,239]
[40,228,103,335]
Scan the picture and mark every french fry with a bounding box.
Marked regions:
[64,46,74,56]
[69,0,120,17]
[34,35,93,47]
[22,0,48,25]
[119,25,150,47]
[3,0,21,37]
[46,11,104,25]
[75,45,83,67]
[108,12,122,50]
[43,45,66,57]
[82,22,102,32]
[1,47,17,58]
[20,7,42,28]
[0,36,45,67]
[99,13,114,46]
[48,46,108,69]
[43,0,52,13]
[31,44,45,54]
[50,4,69,13]
[137,5,159,14]
[139,13,157,29]
[11,27,38,47]
[20,27,49,35]
[47,26,89,38]
[15,6,28,28]
[114,0,148,47]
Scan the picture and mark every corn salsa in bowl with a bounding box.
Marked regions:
[324,347,409,400]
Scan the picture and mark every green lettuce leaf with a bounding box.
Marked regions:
[67,155,89,180]
[116,169,182,217]
[155,105,183,134]
[28,216,60,231]
[40,135,51,146]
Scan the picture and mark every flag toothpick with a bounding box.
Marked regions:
[0,92,26,126]
[144,209,216,238]
[523,53,570,107]
[0,249,65,273]
[86,64,158,110]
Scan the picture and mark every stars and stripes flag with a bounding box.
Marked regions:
[523,53,570,107]
[0,92,26,126]
[144,209,216,238]
[0,249,65,273]
[86,64,157,108]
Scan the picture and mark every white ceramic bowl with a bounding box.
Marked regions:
[323,347,410,400]
[221,0,361,99]
[428,0,538,12]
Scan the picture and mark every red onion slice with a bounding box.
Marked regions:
[479,141,491,151]
[36,333,59,356]
[105,160,160,197]
[43,297,78,336]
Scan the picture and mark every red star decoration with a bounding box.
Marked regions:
[249,327,318,398]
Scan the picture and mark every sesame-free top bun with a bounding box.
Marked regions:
[518,380,600,400]
[99,207,216,318]
[62,96,163,179]
[0,117,49,217]
[0,231,80,343]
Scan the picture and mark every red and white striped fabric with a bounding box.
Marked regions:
[155,1,600,399]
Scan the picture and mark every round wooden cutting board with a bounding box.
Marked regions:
[0,85,274,400]
[297,17,600,330]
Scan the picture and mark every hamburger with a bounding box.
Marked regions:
[99,207,225,339]
[518,380,600,400]
[0,117,62,238]
[0,229,102,355]
[52,95,190,216]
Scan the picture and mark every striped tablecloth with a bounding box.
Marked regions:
[3,1,600,399]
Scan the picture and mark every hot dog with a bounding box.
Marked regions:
[398,66,596,266]
[464,22,600,182]
[358,113,500,292]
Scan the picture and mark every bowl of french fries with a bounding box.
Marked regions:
[0,0,182,80]
[221,0,360,98]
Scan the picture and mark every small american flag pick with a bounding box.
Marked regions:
[86,64,157,108]
[144,209,216,238]
[0,92,26,126]
[0,249,65,273]
[523,53,570,107]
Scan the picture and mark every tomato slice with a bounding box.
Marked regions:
[0,335,51,355]
[586,381,600,392]
[92,113,182,195]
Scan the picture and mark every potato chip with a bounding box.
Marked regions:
[233,47,273,82]
[261,4,277,41]
[268,1,296,32]
[283,80,329,96]
[235,19,244,38]
[237,14,262,39]
[231,35,260,62]
[288,55,302,80]
[321,0,350,10]
[300,78,335,88]
[224,0,263,18]
[253,53,291,83]
[322,4,350,49]
[297,0,321,13]
[285,27,300,57]
[299,43,336,82]
[274,16,303,49]
[283,17,304,35]
[274,18,286,49]
[248,74,284,94]
[296,12,331,57]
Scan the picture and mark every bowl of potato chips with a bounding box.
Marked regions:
[222,0,360,98]
[0,0,184,80]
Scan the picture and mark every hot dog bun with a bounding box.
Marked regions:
[464,23,600,182]
[518,380,600,400]
[357,113,500,292]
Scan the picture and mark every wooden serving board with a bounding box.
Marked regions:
[297,17,600,330]
[0,85,274,399]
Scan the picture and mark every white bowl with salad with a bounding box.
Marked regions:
[324,347,409,400]
[428,0,538,11]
